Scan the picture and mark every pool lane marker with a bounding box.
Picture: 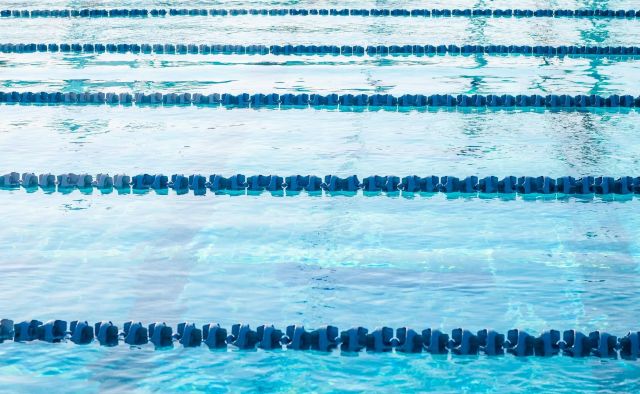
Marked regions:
[1,92,639,109]
[1,319,638,358]
[1,8,640,19]
[2,43,640,57]
[1,173,639,197]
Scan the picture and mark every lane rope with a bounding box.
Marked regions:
[1,319,638,358]
[1,8,639,19]
[1,173,639,196]
[2,43,639,57]
[1,92,639,109]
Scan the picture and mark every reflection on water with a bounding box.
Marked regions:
[0,194,639,329]
[3,15,640,45]
[1,106,638,176]
[1,0,640,392]
[1,344,639,392]
[1,54,638,95]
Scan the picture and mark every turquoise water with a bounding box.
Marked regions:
[2,54,640,95]
[1,1,640,393]
[2,107,640,176]
[4,14,640,46]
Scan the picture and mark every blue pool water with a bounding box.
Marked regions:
[1,1,640,392]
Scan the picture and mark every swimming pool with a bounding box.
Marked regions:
[1,1,640,392]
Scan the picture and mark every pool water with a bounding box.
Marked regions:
[1,1,640,392]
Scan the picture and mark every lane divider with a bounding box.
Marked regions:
[1,8,639,19]
[2,43,639,57]
[1,92,639,109]
[1,319,638,358]
[1,173,639,196]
